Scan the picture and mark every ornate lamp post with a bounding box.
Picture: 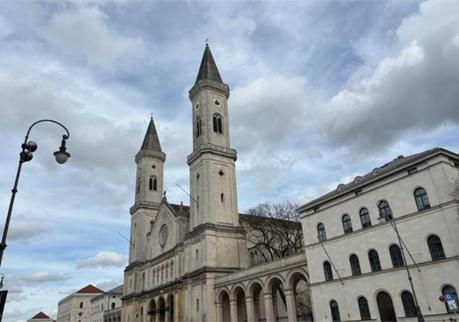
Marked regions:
[0,119,71,268]
[378,215,425,322]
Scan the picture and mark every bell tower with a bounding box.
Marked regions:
[188,44,239,229]
[129,117,165,263]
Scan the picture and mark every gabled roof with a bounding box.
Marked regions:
[107,284,123,294]
[140,117,162,153]
[299,147,459,211]
[77,284,103,294]
[195,44,223,84]
[31,312,50,319]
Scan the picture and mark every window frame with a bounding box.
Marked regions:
[342,214,353,234]
[389,244,404,268]
[414,187,430,211]
[359,207,371,228]
[358,296,371,320]
[401,291,417,317]
[368,249,382,272]
[378,200,393,219]
[317,223,326,241]
[323,261,333,281]
[349,254,361,276]
[427,234,445,261]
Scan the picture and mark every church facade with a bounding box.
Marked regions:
[121,45,309,322]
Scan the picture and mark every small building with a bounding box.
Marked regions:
[298,148,459,322]
[57,284,104,322]
[27,312,54,322]
[90,285,123,322]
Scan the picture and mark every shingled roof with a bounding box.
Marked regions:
[195,44,223,84]
[31,312,50,319]
[299,147,459,211]
[77,284,103,294]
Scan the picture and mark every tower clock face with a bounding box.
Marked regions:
[159,224,168,247]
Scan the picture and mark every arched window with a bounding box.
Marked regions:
[330,300,341,322]
[220,193,224,203]
[213,114,223,134]
[442,285,459,313]
[358,296,371,320]
[368,249,382,272]
[414,187,430,211]
[389,244,404,268]
[401,291,417,317]
[80,302,83,308]
[323,261,333,281]
[149,176,157,191]
[427,235,445,260]
[317,223,326,241]
[342,214,353,234]
[378,200,393,219]
[376,292,396,322]
[196,117,202,137]
[359,208,371,228]
[349,254,361,276]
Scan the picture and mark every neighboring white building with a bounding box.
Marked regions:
[57,285,104,322]
[27,311,54,322]
[90,285,123,322]
[298,148,459,322]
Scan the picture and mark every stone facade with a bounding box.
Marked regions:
[121,45,309,322]
[90,285,123,322]
[57,285,104,322]
[298,148,459,322]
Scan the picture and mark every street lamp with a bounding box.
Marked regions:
[0,119,71,268]
[378,215,425,322]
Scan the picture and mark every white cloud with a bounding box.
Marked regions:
[323,0,459,149]
[77,251,127,269]
[8,217,51,242]
[21,272,67,284]
[41,6,141,67]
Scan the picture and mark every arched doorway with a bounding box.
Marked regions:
[376,291,397,322]
[166,294,174,321]
[250,282,266,322]
[149,299,157,322]
[233,287,247,322]
[158,297,166,322]
[289,272,312,322]
[269,277,288,321]
[219,290,231,322]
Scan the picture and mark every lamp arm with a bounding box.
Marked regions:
[25,119,71,143]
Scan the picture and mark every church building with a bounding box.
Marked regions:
[121,45,309,322]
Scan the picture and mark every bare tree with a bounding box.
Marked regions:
[243,201,303,263]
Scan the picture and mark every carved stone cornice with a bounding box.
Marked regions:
[135,150,166,163]
[130,201,161,214]
[189,79,230,100]
[187,144,237,165]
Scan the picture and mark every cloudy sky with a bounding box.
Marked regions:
[0,0,458,321]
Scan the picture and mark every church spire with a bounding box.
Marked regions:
[140,117,162,153]
[195,44,223,84]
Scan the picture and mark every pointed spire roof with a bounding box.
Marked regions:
[140,117,162,153]
[195,44,223,84]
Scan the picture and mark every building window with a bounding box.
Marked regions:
[136,178,141,193]
[196,299,200,312]
[442,285,459,313]
[323,261,333,281]
[368,249,382,272]
[80,302,83,309]
[358,296,371,320]
[342,214,353,234]
[378,200,393,219]
[149,176,157,191]
[376,291,396,322]
[220,193,224,203]
[213,114,223,134]
[414,187,430,211]
[112,302,115,310]
[389,244,404,268]
[427,234,445,260]
[401,291,417,317]
[196,117,202,137]
[317,223,326,241]
[196,249,199,261]
[359,208,371,228]
[330,300,341,322]
[349,254,361,276]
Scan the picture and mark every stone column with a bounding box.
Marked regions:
[230,299,238,322]
[165,306,170,322]
[263,292,275,322]
[246,296,255,322]
[285,289,297,322]
[215,303,222,322]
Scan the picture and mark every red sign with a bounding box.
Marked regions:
[439,295,446,302]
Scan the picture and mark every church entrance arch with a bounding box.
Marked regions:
[149,299,157,322]
[249,282,266,322]
[158,297,166,322]
[233,286,247,322]
[219,290,231,322]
